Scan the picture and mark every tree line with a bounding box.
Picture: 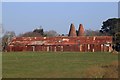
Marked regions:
[1,18,120,52]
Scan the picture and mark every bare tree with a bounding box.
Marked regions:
[85,29,104,36]
[44,30,59,37]
[2,31,16,51]
[19,31,42,37]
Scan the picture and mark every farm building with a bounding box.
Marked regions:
[6,24,113,52]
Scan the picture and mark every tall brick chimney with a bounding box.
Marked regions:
[78,24,84,36]
[68,23,77,37]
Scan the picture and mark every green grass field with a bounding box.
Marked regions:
[2,52,118,78]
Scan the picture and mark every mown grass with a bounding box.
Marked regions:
[2,52,118,78]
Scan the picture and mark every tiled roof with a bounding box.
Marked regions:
[9,36,112,46]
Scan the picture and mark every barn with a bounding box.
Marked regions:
[6,24,113,52]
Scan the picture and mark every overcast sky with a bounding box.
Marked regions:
[2,2,118,35]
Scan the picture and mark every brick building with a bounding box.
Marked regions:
[6,24,113,52]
